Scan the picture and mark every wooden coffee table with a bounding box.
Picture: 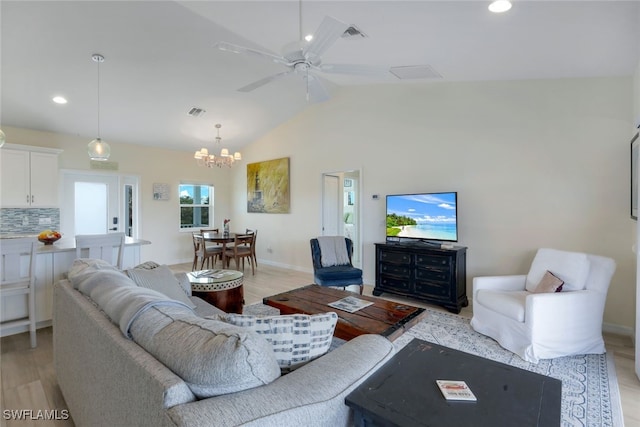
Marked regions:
[263,284,426,341]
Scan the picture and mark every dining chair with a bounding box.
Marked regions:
[75,232,126,269]
[245,229,258,269]
[1,237,38,347]
[200,228,221,251]
[193,232,222,270]
[223,233,255,275]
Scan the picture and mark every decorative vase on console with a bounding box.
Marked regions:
[223,219,230,236]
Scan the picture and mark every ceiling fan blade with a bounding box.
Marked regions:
[317,63,390,76]
[237,70,294,93]
[302,73,330,103]
[303,16,350,61]
[215,42,290,66]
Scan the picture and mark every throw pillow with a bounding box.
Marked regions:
[126,264,196,309]
[533,270,564,293]
[215,312,338,372]
[130,305,280,398]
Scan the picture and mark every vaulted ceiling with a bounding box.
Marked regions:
[2,1,639,154]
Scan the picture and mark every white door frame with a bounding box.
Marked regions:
[320,168,363,269]
[60,169,140,239]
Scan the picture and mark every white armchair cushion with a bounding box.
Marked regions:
[476,290,528,322]
[525,248,590,292]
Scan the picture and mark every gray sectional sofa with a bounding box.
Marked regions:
[53,260,395,427]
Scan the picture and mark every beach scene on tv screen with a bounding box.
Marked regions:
[387,193,457,241]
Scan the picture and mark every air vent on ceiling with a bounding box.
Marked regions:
[187,107,206,117]
[342,26,367,39]
[389,65,442,80]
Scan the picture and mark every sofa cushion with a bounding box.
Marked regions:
[525,248,590,292]
[476,290,528,322]
[126,264,196,309]
[216,312,338,372]
[314,265,363,281]
[533,270,564,293]
[130,304,280,398]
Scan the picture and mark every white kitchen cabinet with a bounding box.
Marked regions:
[0,144,62,208]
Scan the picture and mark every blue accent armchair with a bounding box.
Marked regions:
[310,237,363,294]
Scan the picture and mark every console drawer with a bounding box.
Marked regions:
[379,276,411,293]
[415,281,450,299]
[380,251,411,265]
[380,263,411,278]
[416,254,451,268]
[415,268,450,283]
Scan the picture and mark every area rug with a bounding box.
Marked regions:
[245,304,624,427]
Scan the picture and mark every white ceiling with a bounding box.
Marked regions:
[2,1,639,154]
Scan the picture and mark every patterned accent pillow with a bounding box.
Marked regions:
[533,270,564,293]
[216,312,338,372]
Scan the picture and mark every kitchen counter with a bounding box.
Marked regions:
[0,235,150,253]
[1,235,150,338]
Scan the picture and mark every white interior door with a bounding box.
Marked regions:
[322,174,340,236]
[322,170,362,269]
[61,171,138,238]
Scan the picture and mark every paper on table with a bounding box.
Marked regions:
[327,296,373,313]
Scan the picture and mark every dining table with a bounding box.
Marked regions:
[201,231,239,268]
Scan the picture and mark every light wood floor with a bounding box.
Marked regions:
[1,263,639,426]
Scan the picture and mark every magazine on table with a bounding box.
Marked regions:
[436,380,477,401]
[189,270,235,280]
[327,296,374,313]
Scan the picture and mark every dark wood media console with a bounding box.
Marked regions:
[374,242,468,313]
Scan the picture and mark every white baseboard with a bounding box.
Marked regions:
[256,258,313,274]
[602,322,634,339]
[0,319,52,338]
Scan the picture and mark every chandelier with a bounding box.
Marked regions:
[194,124,242,168]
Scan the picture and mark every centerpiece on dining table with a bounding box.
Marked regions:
[223,219,230,236]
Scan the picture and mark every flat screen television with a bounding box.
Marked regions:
[386,192,458,243]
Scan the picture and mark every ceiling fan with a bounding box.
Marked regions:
[216,13,387,103]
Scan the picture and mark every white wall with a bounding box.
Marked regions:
[231,76,635,330]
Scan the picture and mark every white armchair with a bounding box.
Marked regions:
[470,248,616,363]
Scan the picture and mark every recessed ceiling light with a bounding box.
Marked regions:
[304,34,313,42]
[489,0,512,13]
[52,96,68,104]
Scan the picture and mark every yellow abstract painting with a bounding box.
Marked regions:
[247,157,290,213]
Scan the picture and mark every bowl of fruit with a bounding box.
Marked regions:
[38,230,62,245]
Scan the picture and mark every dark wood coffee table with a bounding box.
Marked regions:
[263,284,426,341]
[345,339,562,427]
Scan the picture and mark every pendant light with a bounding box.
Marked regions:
[87,53,111,161]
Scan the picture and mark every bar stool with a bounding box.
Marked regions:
[1,237,38,347]
[75,232,125,268]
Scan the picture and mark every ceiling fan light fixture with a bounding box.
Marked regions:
[489,0,512,13]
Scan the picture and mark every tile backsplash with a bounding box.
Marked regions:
[0,208,60,234]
